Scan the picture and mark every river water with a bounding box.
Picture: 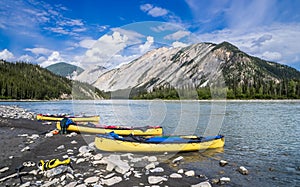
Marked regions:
[0,100,299,186]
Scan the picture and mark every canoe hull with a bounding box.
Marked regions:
[36,115,100,122]
[56,122,163,136]
[94,135,225,152]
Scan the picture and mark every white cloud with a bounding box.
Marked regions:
[0,49,14,60]
[151,22,183,32]
[164,30,191,40]
[40,51,64,67]
[262,51,282,61]
[36,56,47,63]
[139,36,154,53]
[46,27,70,35]
[197,23,300,66]
[140,4,153,12]
[140,4,168,17]
[148,7,168,17]
[79,39,97,49]
[58,19,84,27]
[25,47,52,55]
[18,54,35,62]
[111,28,144,43]
[81,31,129,68]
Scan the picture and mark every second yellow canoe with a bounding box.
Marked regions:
[56,122,163,136]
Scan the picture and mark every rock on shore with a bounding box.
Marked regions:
[0,105,34,119]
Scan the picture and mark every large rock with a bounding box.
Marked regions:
[105,155,131,174]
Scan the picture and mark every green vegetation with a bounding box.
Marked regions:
[0,60,106,100]
[129,80,300,100]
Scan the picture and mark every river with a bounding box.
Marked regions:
[0,100,299,186]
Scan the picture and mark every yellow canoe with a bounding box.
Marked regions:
[56,122,163,136]
[36,114,100,122]
[95,132,225,152]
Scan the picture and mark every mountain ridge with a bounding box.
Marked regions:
[46,62,84,78]
[91,41,300,99]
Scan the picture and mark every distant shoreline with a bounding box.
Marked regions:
[1,98,300,102]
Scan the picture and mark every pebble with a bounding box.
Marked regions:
[219,177,231,183]
[57,145,65,150]
[75,184,86,187]
[145,163,156,170]
[147,156,158,162]
[93,154,103,160]
[238,166,249,175]
[76,158,86,164]
[41,178,59,187]
[191,181,212,187]
[170,173,182,178]
[219,160,228,167]
[21,146,30,152]
[45,132,53,138]
[79,146,92,154]
[64,181,77,187]
[70,140,77,144]
[84,176,99,184]
[172,156,184,163]
[185,170,195,177]
[101,176,122,186]
[177,169,184,174]
[150,167,164,173]
[148,176,168,184]
[0,167,9,173]
[104,172,115,179]
[19,181,31,187]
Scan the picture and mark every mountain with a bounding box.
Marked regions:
[93,41,300,99]
[74,65,107,84]
[0,60,106,100]
[46,62,84,78]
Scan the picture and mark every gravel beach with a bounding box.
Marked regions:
[0,105,253,187]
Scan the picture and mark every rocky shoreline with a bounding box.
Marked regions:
[0,105,251,187]
[0,105,35,119]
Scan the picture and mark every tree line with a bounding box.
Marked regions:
[0,60,105,100]
[132,80,300,100]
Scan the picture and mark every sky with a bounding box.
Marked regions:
[0,0,300,70]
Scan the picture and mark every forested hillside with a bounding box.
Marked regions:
[0,60,105,100]
[46,62,84,78]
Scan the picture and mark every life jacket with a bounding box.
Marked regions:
[60,118,75,134]
[38,158,71,171]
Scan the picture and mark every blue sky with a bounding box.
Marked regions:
[0,0,300,70]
